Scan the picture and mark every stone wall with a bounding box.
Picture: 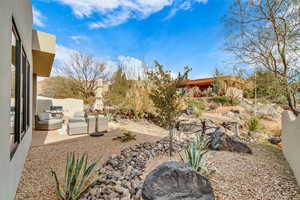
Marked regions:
[282,111,300,186]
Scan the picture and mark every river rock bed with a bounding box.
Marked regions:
[82,118,254,200]
[81,138,188,200]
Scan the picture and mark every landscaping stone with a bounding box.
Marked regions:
[82,138,188,200]
[176,118,252,154]
[142,161,214,200]
[208,127,252,154]
[82,118,251,200]
[268,137,282,145]
[240,100,283,120]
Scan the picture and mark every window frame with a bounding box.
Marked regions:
[10,20,21,159]
[10,18,31,159]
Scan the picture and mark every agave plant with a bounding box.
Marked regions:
[179,136,209,175]
[51,152,99,200]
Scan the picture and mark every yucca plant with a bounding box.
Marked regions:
[51,152,99,200]
[179,136,209,175]
[248,117,262,132]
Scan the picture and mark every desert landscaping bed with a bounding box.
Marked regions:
[15,130,160,200]
[142,144,300,200]
[16,129,300,200]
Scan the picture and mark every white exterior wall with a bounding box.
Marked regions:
[37,96,84,118]
[282,111,300,186]
[0,0,33,199]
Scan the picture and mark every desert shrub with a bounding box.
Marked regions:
[105,68,132,106]
[186,99,206,117]
[248,117,262,131]
[51,153,99,200]
[208,103,219,110]
[185,87,202,98]
[179,136,209,175]
[105,69,154,119]
[192,109,202,118]
[202,87,214,97]
[213,95,240,106]
[186,99,206,110]
[124,81,154,119]
[113,131,136,142]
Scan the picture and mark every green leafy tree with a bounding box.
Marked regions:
[147,61,191,156]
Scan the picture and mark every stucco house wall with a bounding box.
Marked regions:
[282,111,300,186]
[0,0,33,199]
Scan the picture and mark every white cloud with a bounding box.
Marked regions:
[32,6,45,27]
[53,45,147,79]
[54,45,78,66]
[164,0,208,20]
[118,56,147,80]
[70,35,88,44]
[52,0,208,28]
[90,9,131,28]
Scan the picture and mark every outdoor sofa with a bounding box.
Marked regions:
[35,112,63,131]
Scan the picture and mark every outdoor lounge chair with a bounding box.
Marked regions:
[96,115,108,133]
[67,112,97,135]
[35,112,63,131]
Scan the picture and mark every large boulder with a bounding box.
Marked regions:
[142,161,214,200]
[208,127,252,154]
[225,87,243,100]
[240,100,283,120]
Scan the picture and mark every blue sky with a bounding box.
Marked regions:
[32,0,233,79]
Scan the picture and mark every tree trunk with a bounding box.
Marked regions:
[287,92,299,116]
[169,128,173,157]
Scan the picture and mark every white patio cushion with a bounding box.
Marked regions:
[39,119,62,125]
[38,113,51,121]
[69,118,86,123]
[73,112,85,118]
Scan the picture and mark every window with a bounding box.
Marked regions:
[10,20,31,159]
[10,24,19,156]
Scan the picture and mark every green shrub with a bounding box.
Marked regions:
[51,153,99,200]
[179,136,209,175]
[186,99,206,110]
[248,117,262,131]
[213,95,240,106]
[192,109,202,118]
[186,99,206,117]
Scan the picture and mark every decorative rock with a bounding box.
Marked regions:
[142,161,214,200]
[186,105,194,115]
[268,137,281,145]
[209,127,252,154]
[82,138,187,200]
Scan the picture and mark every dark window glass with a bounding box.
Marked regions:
[10,20,31,159]
[10,24,20,157]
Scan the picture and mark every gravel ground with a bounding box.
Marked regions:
[144,144,300,200]
[16,129,300,200]
[15,130,160,200]
[209,144,300,200]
